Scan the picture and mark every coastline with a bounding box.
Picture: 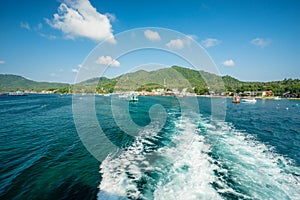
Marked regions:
[1,92,300,100]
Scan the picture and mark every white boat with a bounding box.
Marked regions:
[8,91,27,96]
[242,97,257,103]
[274,96,281,100]
[118,93,130,99]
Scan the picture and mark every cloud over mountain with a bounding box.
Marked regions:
[95,56,120,67]
[222,59,235,67]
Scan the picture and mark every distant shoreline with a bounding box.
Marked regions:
[1,92,299,100]
[1,67,300,99]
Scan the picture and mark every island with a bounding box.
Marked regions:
[1,66,299,99]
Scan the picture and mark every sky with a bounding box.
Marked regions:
[0,0,299,83]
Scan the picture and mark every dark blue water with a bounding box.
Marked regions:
[0,95,299,199]
[0,95,99,200]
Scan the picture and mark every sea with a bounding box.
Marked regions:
[0,94,299,200]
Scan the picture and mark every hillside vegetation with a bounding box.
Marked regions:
[77,66,300,96]
[1,66,299,97]
[0,74,69,92]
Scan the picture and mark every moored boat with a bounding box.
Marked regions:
[8,91,27,96]
[129,94,138,102]
[273,96,281,100]
[242,97,257,103]
[119,93,130,99]
[232,94,240,103]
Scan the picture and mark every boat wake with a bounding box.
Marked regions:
[97,113,300,200]
[201,120,300,199]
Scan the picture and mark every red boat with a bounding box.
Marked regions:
[232,94,240,103]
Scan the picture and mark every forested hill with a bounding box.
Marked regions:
[77,66,300,96]
[0,74,69,92]
[76,66,237,94]
[1,66,300,96]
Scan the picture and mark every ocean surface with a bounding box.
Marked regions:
[0,94,299,200]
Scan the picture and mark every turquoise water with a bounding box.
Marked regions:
[0,95,299,199]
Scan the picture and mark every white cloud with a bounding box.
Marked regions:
[250,38,271,48]
[46,0,115,43]
[39,33,57,40]
[72,68,79,73]
[144,30,161,41]
[95,56,120,67]
[0,60,5,64]
[201,38,221,48]
[105,13,117,22]
[166,35,195,50]
[222,59,235,67]
[166,39,184,50]
[20,21,31,30]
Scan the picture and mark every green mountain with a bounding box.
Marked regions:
[75,66,237,94]
[0,74,69,92]
[77,66,300,96]
[1,66,299,96]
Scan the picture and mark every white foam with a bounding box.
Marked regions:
[98,136,146,199]
[98,120,169,200]
[97,114,222,200]
[202,120,300,200]
[97,112,300,200]
[154,117,222,200]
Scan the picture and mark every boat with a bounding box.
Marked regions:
[129,94,138,102]
[241,97,257,103]
[273,96,281,100]
[232,94,240,103]
[118,93,130,99]
[8,91,27,96]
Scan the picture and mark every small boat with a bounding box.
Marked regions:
[129,94,138,102]
[8,91,27,96]
[232,94,240,103]
[273,96,281,100]
[119,93,130,99]
[241,97,257,103]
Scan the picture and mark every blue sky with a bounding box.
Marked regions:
[0,0,299,83]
